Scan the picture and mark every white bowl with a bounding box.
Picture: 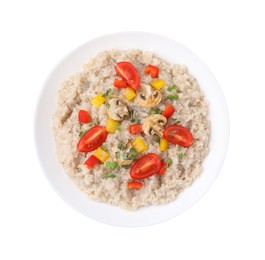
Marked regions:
[34,32,229,227]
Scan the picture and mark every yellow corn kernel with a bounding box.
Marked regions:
[160,138,168,151]
[132,136,148,154]
[91,94,106,108]
[93,147,110,162]
[106,118,120,133]
[123,87,136,101]
[150,79,166,90]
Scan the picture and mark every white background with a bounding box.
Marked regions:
[0,0,264,259]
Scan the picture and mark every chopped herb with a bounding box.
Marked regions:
[94,118,99,125]
[150,109,156,115]
[150,108,162,115]
[121,165,131,169]
[87,118,99,127]
[167,85,177,92]
[155,137,161,143]
[167,158,173,165]
[127,148,138,160]
[123,153,128,160]
[129,110,136,122]
[116,125,121,132]
[115,151,120,158]
[101,145,108,151]
[169,131,174,138]
[118,141,127,150]
[103,173,116,178]
[129,148,138,157]
[178,145,182,151]
[178,153,184,160]
[136,119,141,124]
[106,161,118,170]
[79,131,87,137]
[173,119,181,125]
[167,94,179,100]
[164,158,173,168]
[103,89,111,97]
[105,103,110,108]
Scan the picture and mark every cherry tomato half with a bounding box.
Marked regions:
[130,153,162,180]
[163,125,193,147]
[77,126,108,153]
[114,62,140,91]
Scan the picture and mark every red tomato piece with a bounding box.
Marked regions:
[163,125,193,147]
[129,124,143,134]
[114,78,128,88]
[162,104,175,118]
[114,62,140,91]
[78,110,91,124]
[127,181,143,190]
[130,153,162,180]
[84,155,99,169]
[144,64,159,78]
[157,161,167,176]
[77,126,108,153]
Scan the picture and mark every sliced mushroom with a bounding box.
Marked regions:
[136,83,162,108]
[142,114,167,137]
[107,98,129,121]
[113,141,134,166]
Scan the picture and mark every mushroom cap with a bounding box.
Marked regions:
[136,83,162,108]
[107,98,129,121]
[142,114,167,137]
[112,141,134,166]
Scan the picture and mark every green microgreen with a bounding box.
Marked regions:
[164,158,173,169]
[115,151,120,158]
[103,89,111,97]
[79,130,87,137]
[129,110,136,123]
[167,94,179,100]
[167,85,177,92]
[106,161,118,170]
[121,165,131,169]
[88,118,99,127]
[116,125,121,132]
[173,119,181,125]
[118,141,127,150]
[150,108,162,115]
[103,173,116,178]
[155,137,161,143]
[101,145,108,151]
[123,153,128,160]
[178,153,184,160]
[129,148,138,157]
